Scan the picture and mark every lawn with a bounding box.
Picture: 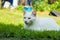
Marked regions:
[0,9,60,40]
[0,9,24,25]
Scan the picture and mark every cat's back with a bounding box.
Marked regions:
[35,17,60,30]
[36,17,55,23]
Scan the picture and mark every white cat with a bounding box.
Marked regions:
[23,10,60,31]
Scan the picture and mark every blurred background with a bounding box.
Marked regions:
[0,0,60,40]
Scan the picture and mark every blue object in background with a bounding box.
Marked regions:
[9,0,13,5]
[27,0,31,5]
[24,6,32,12]
[2,0,13,6]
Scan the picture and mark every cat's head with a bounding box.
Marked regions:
[24,10,36,25]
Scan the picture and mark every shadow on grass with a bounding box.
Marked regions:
[0,23,60,40]
[0,23,23,38]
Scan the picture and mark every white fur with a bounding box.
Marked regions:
[24,17,60,31]
[24,11,60,31]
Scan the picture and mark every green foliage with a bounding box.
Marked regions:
[49,1,60,11]
[15,5,23,11]
[57,0,60,2]
[33,1,45,11]
[56,20,60,25]
[33,1,60,11]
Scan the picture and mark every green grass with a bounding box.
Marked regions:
[56,20,60,25]
[0,9,60,40]
[0,9,24,25]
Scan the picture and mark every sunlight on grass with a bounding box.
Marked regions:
[0,9,24,25]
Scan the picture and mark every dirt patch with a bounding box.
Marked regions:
[37,10,49,17]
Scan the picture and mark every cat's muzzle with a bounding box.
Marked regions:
[25,21,28,24]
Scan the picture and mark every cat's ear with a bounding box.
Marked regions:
[32,10,36,16]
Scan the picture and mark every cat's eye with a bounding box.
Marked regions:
[24,17,26,19]
[28,18,31,19]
